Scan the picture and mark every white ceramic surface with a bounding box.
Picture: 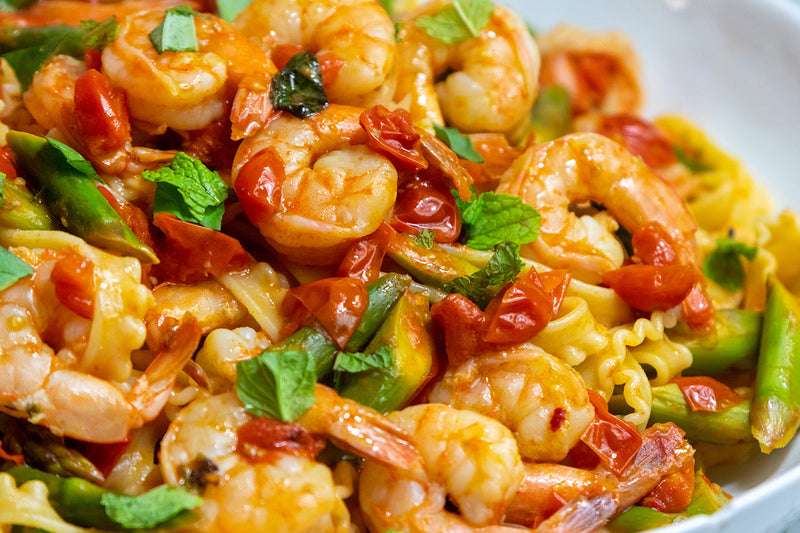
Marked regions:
[498,1,800,531]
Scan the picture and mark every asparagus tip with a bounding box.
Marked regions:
[751,395,800,453]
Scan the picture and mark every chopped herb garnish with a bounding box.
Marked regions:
[215,0,254,21]
[455,187,540,251]
[433,124,484,163]
[443,240,523,309]
[101,485,202,529]
[333,345,393,388]
[45,137,100,180]
[269,51,328,118]
[415,0,494,44]
[1,37,62,91]
[702,236,758,291]
[148,5,199,54]
[0,245,33,291]
[81,16,120,50]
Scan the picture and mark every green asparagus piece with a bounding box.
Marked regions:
[530,85,572,143]
[263,327,338,379]
[385,231,478,288]
[0,177,56,230]
[649,383,753,445]
[0,24,85,56]
[751,276,800,453]
[671,308,763,375]
[345,272,412,352]
[5,131,157,263]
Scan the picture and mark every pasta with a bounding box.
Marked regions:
[0,0,797,532]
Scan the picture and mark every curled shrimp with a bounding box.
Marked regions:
[394,0,539,140]
[0,0,202,26]
[160,387,420,532]
[232,0,396,107]
[231,104,398,265]
[428,345,595,463]
[101,8,277,139]
[0,236,201,442]
[358,403,524,533]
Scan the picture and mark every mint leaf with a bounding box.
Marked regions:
[443,240,523,309]
[702,237,758,291]
[415,228,436,248]
[216,0,253,21]
[456,188,540,251]
[530,85,572,142]
[0,245,33,291]
[433,124,484,163]
[142,152,229,230]
[2,37,62,91]
[415,0,493,44]
[81,16,120,50]
[148,5,199,54]
[334,345,393,374]
[236,349,316,422]
[45,137,99,179]
[101,485,202,529]
[270,51,327,118]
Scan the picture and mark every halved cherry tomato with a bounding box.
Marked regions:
[336,227,390,284]
[0,145,18,180]
[237,418,325,463]
[234,147,285,227]
[430,293,489,367]
[52,249,95,319]
[390,174,461,243]
[152,213,252,284]
[671,376,743,412]
[639,455,695,513]
[631,222,678,266]
[74,440,130,478]
[281,277,368,348]
[580,389,643,475]
[97,185,156,250]
[595,114,678,169]
[360,105,428,173]
[84,48,102,71]
[603,264,698,312]
[74,69,131,156]
[681,284,717,332]
[539,269,572,315]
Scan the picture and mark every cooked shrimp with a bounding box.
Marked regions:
[0,0,202,26]
[537,24,642,116]
[358,403,524,533]
[428,345,595,462]
[102,8,277,139]
[232,0,396,107]
[231,104,398,264]
[160,389,420,532]
[394,0,539,140]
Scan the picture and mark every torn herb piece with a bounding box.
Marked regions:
[443,240,523,309]
[415,0,493,44]
[81,16,120,50]
[1,36,62,91]
[0,245,33,291]
[455,188,540,251]
[433,124,484,163]
[101,485,202,529]
[702,236,758,291]
[269,50,327,118]
[148,5,199,54]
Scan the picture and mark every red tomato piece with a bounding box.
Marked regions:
[603,264,698,312]
[271,43,306,70]
[0,145,18,180]
[538,269,572,315]
[671,376,743,412]
[580,389,643,475]
[234,147,285,227]
[681,284,717,332]
[390,174,461,243]
[152,213,252,284]
[639,455,696,513]
[97,185,156,250]
[237,418,324,462]
[631,223,678,266]
[595,114,678,169]
[74,69,131,156]
[84,48,102,71]
[430,293,489,367]
[360,105,428,173]
[74,440,130,478]
[459,133,523,188]
[336,227,390,284]
[281,277,368,349]
[51,248,95,319]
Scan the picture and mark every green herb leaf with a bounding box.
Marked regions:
[101,485,202,529]
[81,16,120,50]
[142,152,229,230]
[530,85,572,143]
[702,237,758,291]
[0,0,34,11]
[269,51,328,118]
[334,345,393,374]
[45,137,100,180]
[0,245,33,291]
[236,349,317,422]
[379,0,395,15]
[216,0,253,21]
[0,172,5,205]
[455,188,540,251]
[433,124,484,163]
[415,0,493,44]
[1,37,62,91]
[148,5,199,54]
[415,229,436,248]
[443,240,523,309]
[673,145,707,173]
[394,22,404,42]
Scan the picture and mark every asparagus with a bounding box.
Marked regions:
[0,25,85,57]
[345,272,412,352]
[0,177,56,230]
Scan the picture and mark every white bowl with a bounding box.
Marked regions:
[498,0,800,531]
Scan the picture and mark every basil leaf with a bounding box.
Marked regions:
[148,5,199,54]
[0,245,33,291]
[455,188,540,251]
[142,152,229,230]
[443,240,523,309]
[236,349,317,422]
[45,137,100,180]
[530,85,572,143]
[433,124,484,163]
[415,229,436,248]
[334,345,393,374]
[216,0,253,21]
[415,0,493,44]
[269,51,328,118]
[81,16,120,50]
[2,37,62,91]
[702,237,758,291]
[101,485,202,529]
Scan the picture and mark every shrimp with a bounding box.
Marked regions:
[358,403,525,533]
[159,388,421,532]
[0,242,201,443]
[537,24,643,116]
[232,0,396,107]
[428,345,595,463]
[0,0,203,26]
[231,104,398,265]
[101,8,277,140]
[393,0,540,141]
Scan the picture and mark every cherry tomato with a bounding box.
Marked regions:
[594,114,678,169]
[391,174,461,243]
[235,147,285,227]
[281,277,368,349]
[459,133,523,188]
[580,389,643,475]
[538,269,572,315]
[0,145,18,180]
[74,69,131,156]
[237,418,324,462]
[74,440,130,478]
[336,228,390,284]
[671,376,743,412]
[631,223,678,266]
[603,264,698,312]
[84,48,102,71]
[360,105,427,172]
[97,185,156,250]
[681,284,717,332]
[430,293,489,367]
[51,249,95,319]
[483,271,552,344]
[640,456,695,513]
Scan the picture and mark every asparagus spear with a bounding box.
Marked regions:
[5,131,157,263]
[0,24,85,56]
[263,327,338,379]
[751,276,800,453]
[0,177,55,230]
[345,272,412,352]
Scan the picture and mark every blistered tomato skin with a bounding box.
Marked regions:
[391,175,461,243]
[235,147,285,227]
[74,69,131,155]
